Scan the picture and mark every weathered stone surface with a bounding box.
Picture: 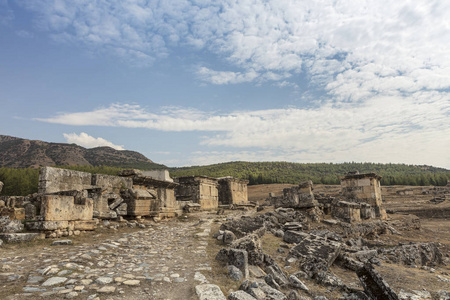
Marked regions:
[97,286,116,293]
[248,265,266,278]
[266,265,289,287]
[275,181,318,209]
[108,197,124,210]
[41,195,93,221]
[24,203,37,220]
[228,290,257,300]
[258,282,287,300]
[42,277,68,286]
[39,167,93,194]
[26,220,96,231]
[332,201,361,223]
[115,203,127,216]
[195,284,227,300]
[176,176,219,210]
[283,231,309,244]
[356,263,399,300]
[381,243,443,266]
[0,216,24,233]
[231,234,264,265]
[0,233,41,243]
[220,216,266,237]
[288,233,342,276]
[51,239,72,246]
[289,275,309,291]
[216,248,249,278]
[223,230,236,244]
[218,177,249,206]
[0,181,3,193]
[340,172,387,220]
[228,265,244,281]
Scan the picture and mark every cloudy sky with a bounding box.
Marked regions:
[0,0,449,168]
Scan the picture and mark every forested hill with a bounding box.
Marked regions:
[170,161,450,186]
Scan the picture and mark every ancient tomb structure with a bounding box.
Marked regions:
[175,176,219,210]
[218,177,249,206]
[274,180,319,208]
[337,172,387,221]
[118,169,180,218]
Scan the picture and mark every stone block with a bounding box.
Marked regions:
[228,290,257,300]
[0,216,24,233]
[195,284,226,300]
[0,233,41,243]
[356,263,399,300]
[25,204,37,220]
[283,231,309,244]
[115,203,127,216]
[216,248,249,278]
[92,174,132,191]
[41,195,93,221]
[39,167,93,194]
[331,201,361,223]
[288,233,342,276]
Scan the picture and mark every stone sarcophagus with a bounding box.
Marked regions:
[175,176,219,211]
[218,177,249,205]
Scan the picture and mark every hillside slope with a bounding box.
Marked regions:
[170,161,450,186]
[0,135,165,170]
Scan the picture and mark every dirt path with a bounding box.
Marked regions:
[0,216,216,300]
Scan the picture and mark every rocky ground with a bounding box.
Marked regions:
[0,215,220,300]
[1,184,450,300]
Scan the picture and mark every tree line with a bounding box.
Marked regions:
[0,162,449,196]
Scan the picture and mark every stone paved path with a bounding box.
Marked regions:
[0,218,215,300]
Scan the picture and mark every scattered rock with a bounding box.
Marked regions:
[195,284,227,300]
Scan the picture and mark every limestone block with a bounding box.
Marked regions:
[0,181,3,193]
[92,174,132,191]
[25,203,37,220]
[288,233,342,276]
[115,203,127,216]
[228,290,257,300]
[331,201,361,223]
[0,233,41,243]
[283,231,309,244]
[0,216,24,233]
[108,197,124,210]
[195,284,226,300]
[356,263,399,300]
[216,248,249,278]
[39,167,93,194]
[41,195,93,221]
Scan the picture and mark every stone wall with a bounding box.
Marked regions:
[340,172,386,220]
[38,167,93,194]
[218,177,249,205]
[331,201,361,223]
[175,176,219,210]
[340,173,383,206]
[40,195,93,221]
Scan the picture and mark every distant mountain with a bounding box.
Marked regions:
[0,135,165,170]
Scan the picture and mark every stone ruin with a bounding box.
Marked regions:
[0,167,250,241]
[334,172,387,222]
[268,172,388,224]
[175,176,219,211]
[272,180,318,209]
[217,176,249,206]
[175,175,250,212]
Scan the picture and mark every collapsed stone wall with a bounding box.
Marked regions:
[273,180,318,209]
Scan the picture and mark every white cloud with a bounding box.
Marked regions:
[41,101,450,168]
[63,132,125,150]
[15,0,450,93]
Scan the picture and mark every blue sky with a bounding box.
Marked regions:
[0,0,449,169]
